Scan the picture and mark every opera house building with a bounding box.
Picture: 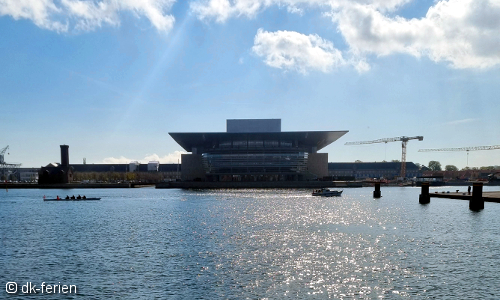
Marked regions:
[169,119,348,182]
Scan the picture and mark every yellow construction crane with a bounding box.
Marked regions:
[418,145,500,167]
[345,136,424,178]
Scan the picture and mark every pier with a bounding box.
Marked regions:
[420,181,500,210]
[429,191,500,203]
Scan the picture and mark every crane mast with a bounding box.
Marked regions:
[345,136,423,179]
[401,140,407,179]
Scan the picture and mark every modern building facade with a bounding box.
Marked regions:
[169,119,348,182]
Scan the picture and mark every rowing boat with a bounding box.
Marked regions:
[43,197,101,201]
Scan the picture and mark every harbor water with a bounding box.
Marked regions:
[1,187,500,299]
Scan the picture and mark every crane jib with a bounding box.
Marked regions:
[418,145,500,152]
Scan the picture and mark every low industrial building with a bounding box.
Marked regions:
[328,162,422,180]
[37,145,181,184]
[69,163,180,182]
[169,119,348,182]
[18,168,39,182]
[69,163,179,173]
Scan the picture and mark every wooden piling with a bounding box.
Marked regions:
[419,182,430,204]
[373,182,381,198]
[469,182,484,210]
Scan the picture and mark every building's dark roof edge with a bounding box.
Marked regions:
[169,131,349,152]
[328,162,418,165]
[169,130,349,134]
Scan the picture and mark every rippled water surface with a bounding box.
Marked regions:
[1,187,500,299]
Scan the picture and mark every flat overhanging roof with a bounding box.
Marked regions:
[169,131,348,152]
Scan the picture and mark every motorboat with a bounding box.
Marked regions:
[312,188,343,197]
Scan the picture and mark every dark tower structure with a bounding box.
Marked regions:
[38,145,73,184]
[61,145,69,167]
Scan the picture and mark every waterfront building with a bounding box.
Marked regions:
[18,168,39,182]
[129,161,140,172]
[70,163,179,173]
[37,145,181,184]
[169,119,348,182]
[328,162,421,180]
[147,161,160,172]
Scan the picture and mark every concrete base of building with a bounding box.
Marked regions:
[156,181,363,189]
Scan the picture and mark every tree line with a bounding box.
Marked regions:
[417,161,499,172]
[72,171,180,183]
[353,160,499,172]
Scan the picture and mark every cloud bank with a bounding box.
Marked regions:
[0,0,176,32]
[334,0,500,69]
[190,0,412,23]
[102,151,186,164]
[2,0,500,71]
[193,0,500,71]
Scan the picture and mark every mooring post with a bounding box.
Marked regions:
[469,182,484,211]
[373,182,381,198]
[419,182,430,204]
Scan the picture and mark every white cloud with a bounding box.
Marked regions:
[333,0,500,69]
[143,151,186,163]
[192,0,500,70]
[190,0,411,22]
[446,118,475,125]
[190,0,234,23]
[286,5,303,15]
[252,28,349,74]
[0,0,175,33]
[102,156,133,164]
[0,0,67,31]
[102,151,186,164]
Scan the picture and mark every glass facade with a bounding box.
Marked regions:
[202,152,308,175]
[200,139,308,175]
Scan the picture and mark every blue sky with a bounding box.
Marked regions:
[1,0,499,169]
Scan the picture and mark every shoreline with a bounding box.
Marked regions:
[0,183,154,189]
[157,181,361,189]
[1,181,498,189]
